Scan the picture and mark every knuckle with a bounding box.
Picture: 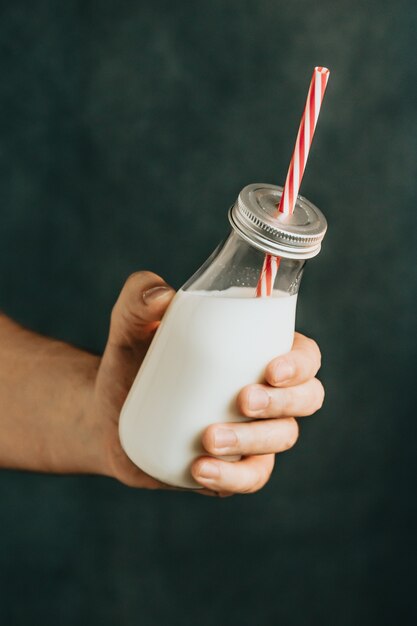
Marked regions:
[263,424,276,451]
[125,270,154,287]
[283,386,296,414]
[124,271,143,291]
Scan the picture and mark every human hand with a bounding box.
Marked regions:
[191,332,324,496]
[91,271,178,490]
[93,271,323,496]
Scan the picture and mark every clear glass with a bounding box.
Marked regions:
[183,230,305,295]
[119,229,306,490]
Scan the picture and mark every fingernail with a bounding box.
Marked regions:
[143,285,172,304]
[247,387,270,411]
[214,428,238,450]
[198,462,220,480]
[273,361,295,383]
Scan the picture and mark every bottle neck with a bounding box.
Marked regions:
[183,231,305,296]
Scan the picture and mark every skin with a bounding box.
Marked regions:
[0,271,324,497]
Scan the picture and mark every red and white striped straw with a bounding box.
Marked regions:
[255,66,330,297]
[255,254,281,298]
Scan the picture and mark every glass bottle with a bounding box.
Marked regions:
[119,183,327,488]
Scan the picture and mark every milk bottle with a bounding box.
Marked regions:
[119,183,327,488]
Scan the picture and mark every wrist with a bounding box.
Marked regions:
[40,343,104,476]
[72,355,110,476]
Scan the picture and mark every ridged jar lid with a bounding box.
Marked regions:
[228,183,327,259]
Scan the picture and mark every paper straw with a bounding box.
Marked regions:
[255,255,281,298]
[277,66,330,216]
[256,66,330,297]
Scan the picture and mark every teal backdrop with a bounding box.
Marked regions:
[0,1,416,625]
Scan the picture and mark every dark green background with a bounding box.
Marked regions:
[0,1,416,625]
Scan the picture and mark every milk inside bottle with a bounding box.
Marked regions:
[119,183,327,489]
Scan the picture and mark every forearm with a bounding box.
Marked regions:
[0,314,102,474]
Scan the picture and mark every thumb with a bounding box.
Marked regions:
[109,271,175,349]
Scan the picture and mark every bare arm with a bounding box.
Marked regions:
[0,314,101,474]
[0,271,323,495]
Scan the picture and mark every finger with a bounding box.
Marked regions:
[237,378,325,418]
[264,332,322,387]
[202,417,299,457]
[109,271,175,349]
[191,454,275,494]
[108,441,220,496]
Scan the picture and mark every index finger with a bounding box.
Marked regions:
[265,332,321,387]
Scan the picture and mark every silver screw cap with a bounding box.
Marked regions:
[229,183,327,259]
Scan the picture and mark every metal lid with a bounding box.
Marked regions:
[228,183,327,259]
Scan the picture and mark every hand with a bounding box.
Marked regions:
[94,271,238,496]
[93,271,324,497]
[91,271,178,490]
[191,332,324,496]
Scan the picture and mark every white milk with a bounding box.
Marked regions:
[119,287,297,489]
